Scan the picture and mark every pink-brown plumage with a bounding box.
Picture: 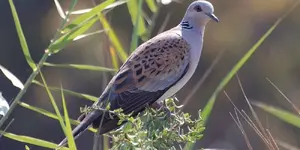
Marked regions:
[57,1,219,148]
[113,30,190,93]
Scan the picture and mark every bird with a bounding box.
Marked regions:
[58,0,218,148]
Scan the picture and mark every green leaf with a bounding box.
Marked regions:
[130,0,144,52]
[0,130,69,150]
[127,0,147,37]
[109,46,120,70]
[61,85,77,150]
[40,73,67,135]
[0,64,24,89]
[201,1,300,123]
[32,80,98,102]
[183,142,194,150]
[25,145,30,150]
[18,102,97,133]
[18,102,61,122]
[103,0,128,11]
[145,0,157,13]
[67,0,127,15]
[48,17,98,53]
[54,0,67,19]
[97,13,128,62]
[8,0,36,70]
[103,136,110,150]
[43,62,116,72]
[48,0,116,53]
[73,29,106,41]
[253,102,300,128]
[61,0,115,33]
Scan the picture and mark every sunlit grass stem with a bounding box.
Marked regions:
[0,54,49,128]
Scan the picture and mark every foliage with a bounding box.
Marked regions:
[109,98,204,149]
[1,0,300,149]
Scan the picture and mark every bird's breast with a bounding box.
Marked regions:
[156,32,203,102]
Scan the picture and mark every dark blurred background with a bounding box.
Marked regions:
[1,0,300,149]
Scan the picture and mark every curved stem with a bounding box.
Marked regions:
[0,53,49,128]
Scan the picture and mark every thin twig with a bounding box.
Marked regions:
[225,91,252,150]
[236,74,273,147]
[240,110,268,144]
[266,77,300,115]
[224,91,271,148]
[0,119,14,139]
[229,109,253,150]
[266,129,279,150]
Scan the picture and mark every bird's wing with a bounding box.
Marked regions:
[98,30,191,114]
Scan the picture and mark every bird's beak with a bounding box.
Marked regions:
[205,13,219,22]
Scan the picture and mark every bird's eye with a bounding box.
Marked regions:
[194,5,202,12]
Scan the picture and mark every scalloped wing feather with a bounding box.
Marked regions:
[113,31,190,93]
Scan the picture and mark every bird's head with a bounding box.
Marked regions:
[184,0,219,26]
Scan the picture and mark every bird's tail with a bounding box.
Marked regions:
[57,110,101,149]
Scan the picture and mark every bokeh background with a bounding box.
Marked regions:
[1,0,300,149]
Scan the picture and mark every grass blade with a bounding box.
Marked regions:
[61,0,115,33]
[127,0,147,41]
[103,136,110,150]
[73,29,106,41]
[97,13,128,62]
[67,0,127,15]
[18,102,97,133]
[276,139,300,150]
[49,0,118,53]
[25,145,30,150]
[43,62,116,72]
[60,85,77,150]
[252,102,300,128]
[109,46,120,70]
[145,0,157,13]
[130,0,144,52]
[68,9,92,15]
[19,102,62,122]
[8,0,36,70]
[0,64,24,89]
[104,0,128,10]
[67,0,128,16]
[48,17,98,53]
[183,143,194,150]
[0,0,76,130]
[201,1,300,122]
[40,72,67,135]
[54,0,67,20]
[0,130,69,150]
[32,80,98,102]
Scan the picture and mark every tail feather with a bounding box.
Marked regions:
[57,110,102,148]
